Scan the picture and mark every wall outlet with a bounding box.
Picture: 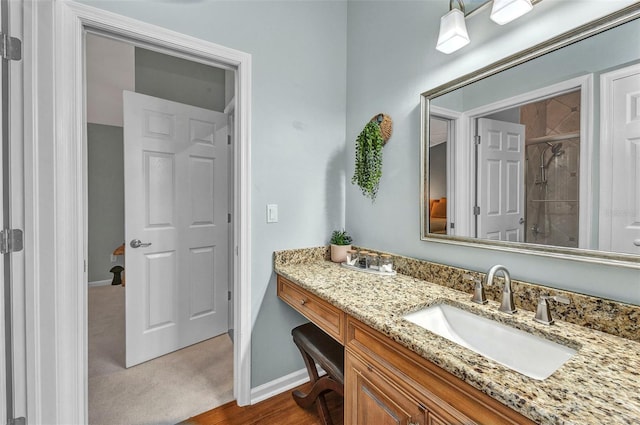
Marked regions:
[110,254,117,263]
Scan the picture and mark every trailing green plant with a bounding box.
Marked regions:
[352,120,384,201]
[330,229,353,246]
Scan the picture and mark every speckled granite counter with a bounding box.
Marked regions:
[275,251,640,424]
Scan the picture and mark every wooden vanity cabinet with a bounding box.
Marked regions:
[277,275,346,343]
[346,317,536,425]
[276,274,535,424]
[346,349,428,425]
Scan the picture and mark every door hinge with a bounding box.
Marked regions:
[227,134,231,145]
[9,417,26,425]
[0,229,23,254]
[450,222,455,229]
[473,206,480,216]
[227,291,232,301]
[474,135,481,145]
[1,33,22,61]
[228,213,231,223]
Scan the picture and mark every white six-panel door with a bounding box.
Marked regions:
[123,91,229,367]
[477,118,526,242]
[600,63,640,255]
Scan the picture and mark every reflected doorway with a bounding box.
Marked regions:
[475,89,581,248]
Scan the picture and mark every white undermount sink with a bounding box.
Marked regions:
[403,303,577,380]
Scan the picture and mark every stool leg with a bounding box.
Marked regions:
[292,341,335,425]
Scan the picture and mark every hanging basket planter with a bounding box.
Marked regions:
[352,113,393,201]
[371,113,393,145]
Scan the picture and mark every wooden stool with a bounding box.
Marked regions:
[291,322,344,425]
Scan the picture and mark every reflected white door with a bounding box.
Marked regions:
[600,63,640,255]
[477,118,525,242]
[124,91,229,367]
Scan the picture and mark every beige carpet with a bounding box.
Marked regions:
[88,285,234,425]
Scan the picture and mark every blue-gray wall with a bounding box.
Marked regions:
[135,47,227,112]
[80,0,348,388]
[346,1,640,306]
[87,124,125,282]
[81,0,639,391]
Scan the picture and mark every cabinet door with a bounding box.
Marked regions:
[346,350,425,425]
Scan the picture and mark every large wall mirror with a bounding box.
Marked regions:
[421,4,640,268]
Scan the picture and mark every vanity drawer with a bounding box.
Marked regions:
[277,275,345,344]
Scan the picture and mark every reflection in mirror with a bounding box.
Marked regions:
[429,117,449,235]
[421,5,640,266]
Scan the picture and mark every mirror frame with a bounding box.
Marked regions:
[420,3,640,270]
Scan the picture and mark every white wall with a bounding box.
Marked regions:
[78,0,348,387]
[346,0,640,305]
[85,34,134,127]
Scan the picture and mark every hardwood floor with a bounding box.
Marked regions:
[182,383,344,425]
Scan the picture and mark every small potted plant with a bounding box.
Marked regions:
[329,229,353,263]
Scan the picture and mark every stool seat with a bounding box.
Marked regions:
[292,323,344,384]
[291,323,344,425]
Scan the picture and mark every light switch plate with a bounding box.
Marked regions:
[266,204,278,223]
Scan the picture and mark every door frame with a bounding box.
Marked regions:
[428,106,463,237]
[599,62,640,252]
[461,74,594,248]
[24,1,252,422]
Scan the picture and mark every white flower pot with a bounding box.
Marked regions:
[330,244,351,263]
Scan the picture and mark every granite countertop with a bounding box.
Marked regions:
[275,260,640,425]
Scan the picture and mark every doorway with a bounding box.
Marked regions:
[474,89,581,247]
[24,2,252,423]
[85,33,236,423]
[24,4,252,421]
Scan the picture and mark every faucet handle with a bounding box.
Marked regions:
[463,274,480,283]
[464,274,487,305]
[544,295,570,304]
[534,295,570,325]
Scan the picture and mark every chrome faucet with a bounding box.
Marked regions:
[484,265,517,314]
[534,295,570,325]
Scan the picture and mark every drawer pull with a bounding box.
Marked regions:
[300,299,307,305]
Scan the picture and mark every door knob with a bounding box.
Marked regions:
[519,217,526,225]
[130,239,152,248]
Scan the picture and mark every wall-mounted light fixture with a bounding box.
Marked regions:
[436,0,537,54]
[436,0,470,54]
[490,0,533,25]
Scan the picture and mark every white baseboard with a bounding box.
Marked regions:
[88,279,112,287]
[250,365,327,405]
[250,367,309,405]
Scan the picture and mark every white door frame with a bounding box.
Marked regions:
[461,75,594,248]
[429,106,463,236]
[24,1,251,423]
[599,62,640,252]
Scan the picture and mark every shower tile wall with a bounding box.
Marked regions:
[521,91,580,248]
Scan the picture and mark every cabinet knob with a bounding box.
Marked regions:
[300,299,307,305]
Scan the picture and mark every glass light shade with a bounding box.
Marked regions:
[490,0,533,25]
[436,8,470,54]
